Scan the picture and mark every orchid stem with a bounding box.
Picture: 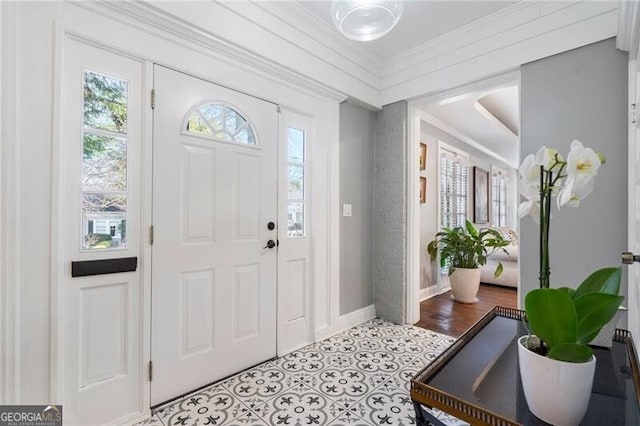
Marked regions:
[538,166,552,289]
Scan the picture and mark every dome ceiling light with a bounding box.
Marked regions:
[331,0,405,42]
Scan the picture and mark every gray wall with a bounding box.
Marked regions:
[339,101,375,315]
[520,38,628,304]
[373,101,408,324]
[419,122,517,290]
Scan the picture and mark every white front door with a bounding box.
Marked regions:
[151,66,278,405]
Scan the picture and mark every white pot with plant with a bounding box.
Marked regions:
[518,141,624,426]
[427,220,509,303]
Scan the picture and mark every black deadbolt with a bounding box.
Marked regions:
[267,221,276,230]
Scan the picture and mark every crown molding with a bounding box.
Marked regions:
[381,1,618,105]
[418,112,517,169]
[383,1,617,82]
[91,0,357,104]
[616,0,639,58]
[255,1,382,71]
[88,0,619,109]
[383,1,543,74]
[222,1,381,88]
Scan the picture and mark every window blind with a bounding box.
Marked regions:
[492,168,509,227]
[439,149,468,230]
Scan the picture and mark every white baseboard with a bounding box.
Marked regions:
[419,285,451,301]
[315,304,376,341]
[419,286,436,301]
[438,285,451,295]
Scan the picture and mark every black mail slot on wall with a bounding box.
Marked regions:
[71,257,138,277]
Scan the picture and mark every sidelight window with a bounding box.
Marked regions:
[81,71,129,250]
[287,127,306,237]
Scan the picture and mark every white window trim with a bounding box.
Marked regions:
[435,141,470,292]
[436,141,470,232]
[182,100,261,149]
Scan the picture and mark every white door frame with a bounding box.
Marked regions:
[627,57,639,342]
[43,3,343,423]
[0,0,20,404]
[405,72,521,324]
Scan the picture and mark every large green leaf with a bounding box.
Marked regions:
[556,287,576,299]
[525,289,577,348]
[465,220,479,237]
[426,221,508,270]
[574,293,624,344]
[548,343,593,363]
[573,267,621,299]
[494,262,503,278]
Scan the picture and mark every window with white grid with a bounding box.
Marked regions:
[439,146,469,230]
[491,166,509,227]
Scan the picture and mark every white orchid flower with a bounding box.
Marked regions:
[519,150,567,200]
[557,175,594,208]
[519,154,541,193]
[520,182,538,200]
[520,154,538,181]
[519,199,541,223]
[534,146,563,170]
[566,140,601,178]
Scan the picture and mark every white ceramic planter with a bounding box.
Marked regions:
[518,335,596,426]
[449,267,480,303]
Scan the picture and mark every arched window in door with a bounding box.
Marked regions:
[185,102,257,145]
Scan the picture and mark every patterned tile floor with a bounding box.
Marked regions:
[136,319,467,426]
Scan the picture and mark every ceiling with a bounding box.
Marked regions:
[296,1,517,59]
[416,84,520,166]
[292,1,549,167]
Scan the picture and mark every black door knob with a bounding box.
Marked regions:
[264,239,276,249]
[267,221,276,230]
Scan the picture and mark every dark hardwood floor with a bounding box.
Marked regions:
[414,284,518,337]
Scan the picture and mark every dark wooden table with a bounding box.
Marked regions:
[411,306,640,426]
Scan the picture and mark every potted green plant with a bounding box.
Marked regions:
[427,220,509,303]
[518,141,624,425]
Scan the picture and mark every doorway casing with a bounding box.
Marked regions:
[405,71,522,325]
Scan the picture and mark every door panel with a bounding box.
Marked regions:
[277,111,313,352]
[62,38,143,425]
[181,144,216,243]
[79,282,129,387]
[151,66,278,405]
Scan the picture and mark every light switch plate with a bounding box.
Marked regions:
[343,203,352,217]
